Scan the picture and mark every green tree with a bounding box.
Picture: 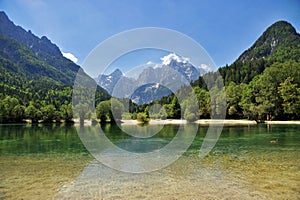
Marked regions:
[96,100,110,123]
[25,103,42,123]
[41,104,57,122]
[210,86,226,119]
[137,112,149,123]
[239,75,273,120]
[278,77,300,118]
[183,94,199,122]
[73,103,90,124]
[60,103,73,122]
[13,104,26,122]
[194,86,211,118]
[96,98,124,123]
[0,96,24,122]
[226,82,245,118]
[110,98,125,122]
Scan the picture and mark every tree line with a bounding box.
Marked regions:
[1,61,299,123]
[128,60,300,122]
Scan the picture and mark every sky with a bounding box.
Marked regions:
[1,0,300,76]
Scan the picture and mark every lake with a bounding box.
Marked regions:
[0,123,299,199]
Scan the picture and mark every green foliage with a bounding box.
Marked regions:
[226,82,245,118]
[96,98,125,123]
[278,77,300,118]
[74,103,91,124]
[136,112,149,123]
[0,23,110,124]
[1,19,300,123]
[96,100,110,123]
[0,96,25,122]
[194,86,210,118]
[25,103,42,123]
[239,61,300,120]
[184,112,197,122]
[41,104,57,122]
[182,94,199,122]
[60,103,73,122]
[156,96,181,119]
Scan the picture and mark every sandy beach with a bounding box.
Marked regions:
[265,121,300,124]
[74,119,300,126]
[121,119,257,125]
[196,119,257,125]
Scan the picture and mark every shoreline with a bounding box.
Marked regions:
[121,119,300,125]
[121,119,258,125]
[196,119,257,125]
[1,119,300,125]
[265,120,300,124]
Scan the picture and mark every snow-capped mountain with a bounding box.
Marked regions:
[96,53,204,104]
[130,83,172,105]
[160,53,202,82]
[95,69,135,95]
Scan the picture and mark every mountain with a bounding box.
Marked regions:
[162,53,202,82]
[238,21,300,62]
[96,53,203,104]
[0,11,110,123]
[130,83,172,105]
[216,20,300,85]
[0,11,81,85]
[95,69,135,95]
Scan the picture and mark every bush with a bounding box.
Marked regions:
[137,112,149,123]
[184,112,197,122]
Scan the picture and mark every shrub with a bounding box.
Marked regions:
[137,112,149,123]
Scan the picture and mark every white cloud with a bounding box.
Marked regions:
[62,52,78,63]
[160,53,190,65]
[146,61,161,69]
[146,61,153,65]
[200,64,210,71]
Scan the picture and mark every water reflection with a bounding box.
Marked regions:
[0,124,87,155]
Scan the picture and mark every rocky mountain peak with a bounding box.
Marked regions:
[238,20,300,62]
[0,11,62,58]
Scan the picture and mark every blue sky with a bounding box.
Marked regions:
[1,0,300,76]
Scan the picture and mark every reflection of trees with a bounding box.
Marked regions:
[0,125,86,154]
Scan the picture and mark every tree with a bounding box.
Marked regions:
[210,86,226,119]
[225,82,245,118]
[96,100,110,123]
[137,112,149,123]
[239,75,275,120]
[278,77,300,118]
[60,103,73,122]
[0,96,25,122]
[194,86,211,118]
[25,103,42,123]
[41,104,57,122]
[110,98,125,122]
[183,94,199,122]
[96,98,125,123]
[73,103,90,124]
[160,96,181,119]
[12,104,26,122]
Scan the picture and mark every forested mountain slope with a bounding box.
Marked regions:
[0,11,110,123]
[218,21,300,85]
[159,21,300,120]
